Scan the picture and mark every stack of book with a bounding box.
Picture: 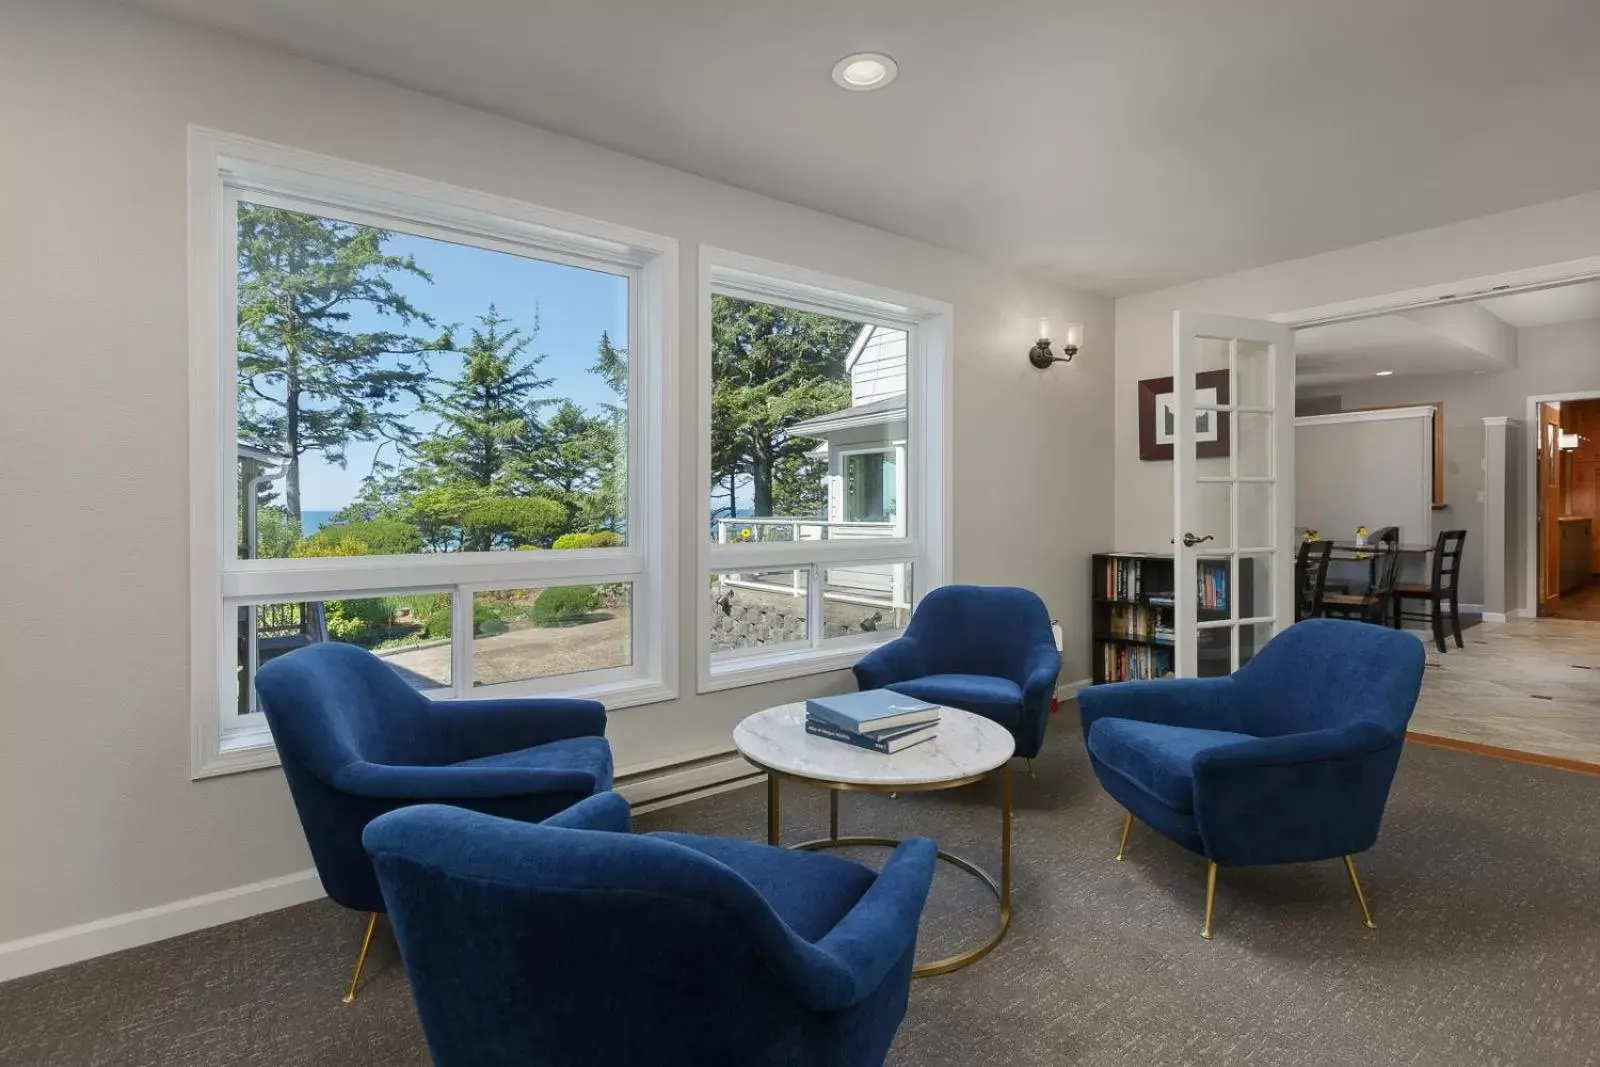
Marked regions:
[804,690,939,754]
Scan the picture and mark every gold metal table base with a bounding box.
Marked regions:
[761,762,1013,979]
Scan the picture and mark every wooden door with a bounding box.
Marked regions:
[1539,402,1564,607]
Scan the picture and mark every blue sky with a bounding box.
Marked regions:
[278,223,629,510]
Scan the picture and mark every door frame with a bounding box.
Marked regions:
[1258,253,1600,625]
[1525,390,1600,617]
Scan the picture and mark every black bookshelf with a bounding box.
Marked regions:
[1089,553,1258,684]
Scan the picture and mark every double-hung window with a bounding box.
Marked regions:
[697,249,951,691]
[189,130,676,777]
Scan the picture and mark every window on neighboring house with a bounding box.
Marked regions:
[191,131,675,776]
[699,252,950,691]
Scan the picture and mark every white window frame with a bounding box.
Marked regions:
[188,128,678,778]
[696,247,952,693]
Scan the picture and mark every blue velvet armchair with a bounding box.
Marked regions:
[853,585,1060,760]
[254,641,612,1000]
[364,794,937,1067]
[1077,619,1424,939]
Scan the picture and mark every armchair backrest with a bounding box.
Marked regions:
[255,642,435,781]
[904,585,1054,682]
[1233,619,1424,738]
[364,805,852,1067]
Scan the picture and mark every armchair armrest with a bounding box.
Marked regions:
[781,837,938,1012]
[1191,722,1403,866]
[1020,642,1062,710]
[332,760,598,801]
[539,790,632,834]
[852,636,927,691]
[421,697,606,765]
[1076,676,1235,738]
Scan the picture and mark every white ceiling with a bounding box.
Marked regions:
[1475,279,1600,329]
[124,0,1600,295]
[1295,316,1502,388]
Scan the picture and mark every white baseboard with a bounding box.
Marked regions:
[1481,611,1509,623]
[0,751,765,985]
[0,869,323,985]
[1056,677,1092,701]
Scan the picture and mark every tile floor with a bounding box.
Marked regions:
[1408,616,1600,765]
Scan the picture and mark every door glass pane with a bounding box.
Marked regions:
[471,585,631,687]
[1238,481,1273,550]
[1238,552,1273,621]
[1239,621,1275,669]
[709,569,810,658]
[237,593,453,717]
[1236,412,1273,479]
[1235,339,1273,410]
[821,562,913,642]
[1196,481,1233,551]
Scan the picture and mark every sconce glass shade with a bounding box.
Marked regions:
[1559,432,1581,451]
[1062,322,1084,349]
[1037,318,1051,341]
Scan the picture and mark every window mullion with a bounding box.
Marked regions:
[451,585,473,697]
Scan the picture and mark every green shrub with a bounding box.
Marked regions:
[531,585,600,626]
[552,531,624,550]
[390,593,452,640]
[325,598,392,643]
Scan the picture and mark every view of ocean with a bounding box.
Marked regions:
[300,510,337,536]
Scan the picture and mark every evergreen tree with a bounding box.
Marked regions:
[235,203,447,522]
[709,296,855,518]
[584,331,629,534]
[415,305,552,491]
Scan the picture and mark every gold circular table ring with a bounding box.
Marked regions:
[733,703,1016,978]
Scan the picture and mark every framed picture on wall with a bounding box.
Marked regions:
[1138,370,1231,461]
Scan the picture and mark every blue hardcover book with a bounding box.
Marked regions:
[805,718,936,754]
[806,689,940,734]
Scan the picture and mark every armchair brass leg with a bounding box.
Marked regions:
[1201,862,1218,941]
[342,912,379,1004]
[1025,758,1035,778]
[1115,812,1133,862]
[1343,855,1378,930]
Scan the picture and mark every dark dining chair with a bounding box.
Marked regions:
[1393,529,1467,652]
[1294,539,1334,622]
[1321,538,1400,625]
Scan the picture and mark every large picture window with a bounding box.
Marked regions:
[191,131,676,776]
[698,250,950,691]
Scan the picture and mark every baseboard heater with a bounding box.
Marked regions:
[614,748,764,815]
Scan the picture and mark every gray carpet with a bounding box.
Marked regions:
[3,732,1599,1067]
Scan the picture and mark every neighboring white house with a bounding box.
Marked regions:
[786,324,910,602]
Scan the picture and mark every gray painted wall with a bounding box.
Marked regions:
[1309,317,1600,606]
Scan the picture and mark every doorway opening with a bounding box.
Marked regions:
[1534,395,1600,621]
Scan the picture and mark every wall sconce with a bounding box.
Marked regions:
[1028,318,1082,369]
[1559,432,1582,452]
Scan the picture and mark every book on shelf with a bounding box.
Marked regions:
[804,717,937,754]
[805,690,940,735]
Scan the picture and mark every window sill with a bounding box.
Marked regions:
[700,637,889,694]
[193,677,677,781]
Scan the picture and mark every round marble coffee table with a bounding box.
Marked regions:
[732,701,1016,977]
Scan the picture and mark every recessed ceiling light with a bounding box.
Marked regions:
[832,52,897,91]
[1375,370,1394,376]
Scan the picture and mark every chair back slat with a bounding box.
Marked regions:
[1431,529,1467,594]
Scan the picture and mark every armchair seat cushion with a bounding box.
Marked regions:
[887,674,1023,728]
[454,735,614,792]
[649,832,875,942]
[1086,718,1256,813]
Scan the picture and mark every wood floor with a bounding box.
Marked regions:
[1408,616,1600,767]
[1542,581,1600,622]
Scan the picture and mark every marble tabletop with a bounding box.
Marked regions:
[733,701,1016,788]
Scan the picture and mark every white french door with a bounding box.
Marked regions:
[1171,312,1295,678]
